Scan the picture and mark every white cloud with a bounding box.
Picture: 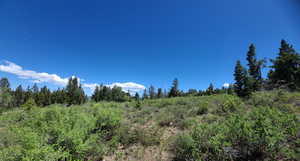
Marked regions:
[222,83,230,88]
[0,61,146,93]
[0,61,69,86]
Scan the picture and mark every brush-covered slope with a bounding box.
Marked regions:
[0,90,299,161]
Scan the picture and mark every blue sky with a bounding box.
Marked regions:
[0,0,300,94]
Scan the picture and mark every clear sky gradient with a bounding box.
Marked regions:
[0,0,300,94]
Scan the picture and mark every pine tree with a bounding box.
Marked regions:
[66,77,86,105]
[143,89,148,99]
[0,78,10,89]
[246,44,263,91]
[206,83,214,95]
[24,86,33,103]
[92,86,100,102]
[0,78,12,107]
[38,86,51,106]
[186,89,198,96]
[102,86,111,101]
[169,78,179,97]
[268,40,300,89]
[134,92,140,100]
[14,85,25,107]
[111,86,126,102]
[149,85,155,99]
[157,88,163,98]
[234,60,251,97]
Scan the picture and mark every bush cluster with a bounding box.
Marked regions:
[174,107,299,161]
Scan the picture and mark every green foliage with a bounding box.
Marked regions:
[217,95,243,114]
[92,85,129,102]
[206,83,215,95]
[268,40,300,90]
[66,77,86,105]
[135,125,162,146]
[194,101,209,115]
[246,44,263,91]
[173,134,195,161]
[169,78,180,97]
[1,89,299,161]
[173,107,299,161]
[0,104,122,160]
[234,60,252,97]
[0,87,13,108]
[21,98,37,111]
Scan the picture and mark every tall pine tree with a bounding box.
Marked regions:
[66,77,86,105]
[149,85,155,99]
[268,40,300,89]
[169,78,180,97]
[246,44,263,91]
[234,60,251,97]
[157,88,163,98]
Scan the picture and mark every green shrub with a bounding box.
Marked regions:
[195,101,209,115]
[179,117,198,129]
[21,98,37,111]
[173,134,195,161]
[173,106,299,161]
[115,122,137,146]
[0,105,123,161]
[136,126,162,146]
[216,95,243,115]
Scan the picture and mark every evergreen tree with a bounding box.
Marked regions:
[268,40,300,89]
[24,86,33,103]
[149,85,155,99]
[102,86,111,101]
[134,92,140,100]
[186,89,198,96]
[0,78,12,107]
[157,88,163,98]
[38,86,51,107]
[169,78,180,97]
[246,44,263,91]
[111,86,126,102]
[32,83,39,103]
[0,78,10,89]
[14,85,25,107]
[92,86,100,102]
[234,60,251,97]
[143,89,148,99]
[206,83,214,95]
[66,77,86,105]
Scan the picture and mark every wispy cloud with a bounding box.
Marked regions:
[0,61,146,93]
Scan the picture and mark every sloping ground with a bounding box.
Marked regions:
[0,90,299,161]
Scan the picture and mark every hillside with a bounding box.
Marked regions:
[0,90,299,161]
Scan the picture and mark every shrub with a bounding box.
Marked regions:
[195,101,209,115]
[173,134,195,161]
[21,98,37,111]
[216,95,242,115]
[173,106,299,161]
[136,126,162,146]
[115,122,137,146]
[0,105,123,160]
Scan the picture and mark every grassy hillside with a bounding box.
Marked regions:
[0,90,299,161]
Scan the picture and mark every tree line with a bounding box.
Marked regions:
[0,77,87,108]
[0,39,299,108]
[233,39,300,97]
